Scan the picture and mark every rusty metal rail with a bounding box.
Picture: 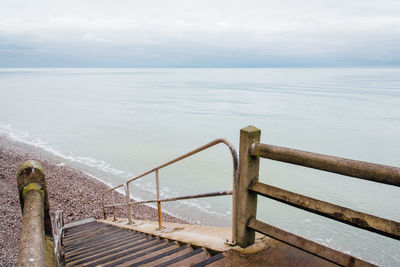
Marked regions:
[236,125,399,265]
[103,191,232,207]
[101,138,238,244]
[128,190,232,205]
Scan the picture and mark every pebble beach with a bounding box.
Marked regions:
[0,137,186,266]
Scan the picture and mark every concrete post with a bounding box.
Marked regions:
[17,160,56,267]
[18,185,46,267]
[235,126,261,247]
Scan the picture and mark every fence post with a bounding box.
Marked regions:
[102,193,107,219]
[111,191,117,221]
[126,183,133,224]
[17,160,56,267]
[155,169,163,230]
[235,126,261,247]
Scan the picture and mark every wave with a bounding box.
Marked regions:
[0,122,126,177]
[0,122,228,222]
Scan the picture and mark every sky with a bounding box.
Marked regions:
[1,0,400,67]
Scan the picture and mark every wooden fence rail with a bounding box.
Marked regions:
[235,125,400,266]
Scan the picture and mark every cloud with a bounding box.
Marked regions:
[1,0,400,66]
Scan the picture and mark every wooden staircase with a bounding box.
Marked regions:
[63,221,224,267]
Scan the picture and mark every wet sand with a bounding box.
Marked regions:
[0,137,186,266]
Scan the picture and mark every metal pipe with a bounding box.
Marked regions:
[126,183,132,224]
[111,191,116,221]
[126,139,238,185]
[155,169,162,229]
[127,169,156,184]
[249,181,400,240]
[101,184,126,220]
[129,190,233,205]
[104,203,126,208]
[128,200,159,205]
[157,202,162,229]
[102,184,125,194]
[251,142,400,187]
[102,193,106,219]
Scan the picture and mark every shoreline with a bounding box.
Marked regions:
[0,136,186,266]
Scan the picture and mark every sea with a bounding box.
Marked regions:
[0,68,399,265]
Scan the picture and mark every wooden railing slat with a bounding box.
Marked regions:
[249,181,400,240]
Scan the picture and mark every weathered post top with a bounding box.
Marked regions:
[17,160,46,201]
[241,125,261,134]
[17,160,52,236]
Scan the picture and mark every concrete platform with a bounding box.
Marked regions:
[98,218,254,252]
[98,218,373,266]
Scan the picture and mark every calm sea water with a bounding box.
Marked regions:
[0,68,399,265]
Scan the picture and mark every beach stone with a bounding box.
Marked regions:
[0,136,187,266]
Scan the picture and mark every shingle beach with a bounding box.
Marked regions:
[0,136,186,266]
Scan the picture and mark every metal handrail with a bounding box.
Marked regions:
[128,190,233,205]
[101,138,238,244]
[126,139,237,183]
[101,184,126,222]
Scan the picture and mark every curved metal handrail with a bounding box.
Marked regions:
[126,138,238,184]
[126,138,238,244]
[102,138,238,244]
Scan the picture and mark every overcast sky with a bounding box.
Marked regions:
[1,0,400,67]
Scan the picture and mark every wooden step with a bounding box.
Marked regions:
[65,234,149,263]
[113,243,185,266]
[66,233,145,259]
[66,237,161,266]
[155,248,211,267]
[87,240,174,266]
[62,220,225,267]
[192,253,225,267]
